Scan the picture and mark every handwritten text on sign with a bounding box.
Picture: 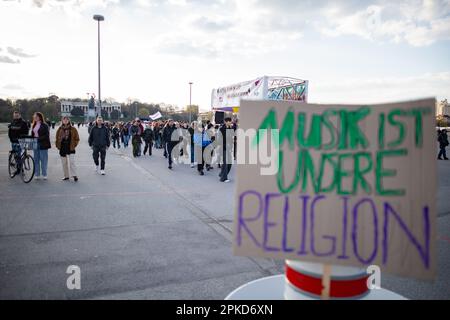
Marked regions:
[233,99,437,279]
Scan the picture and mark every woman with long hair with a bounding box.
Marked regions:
[55,116,80,181]
[31,112,51,180]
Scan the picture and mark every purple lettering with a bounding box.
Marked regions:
[263,193,281,252]
[310,195,336,257]
[383,203,431,268]
[282,195,294,253]
[338,196,350,259]
[297,195,309,255]
[352,198,378,264]
[237,191,263,247]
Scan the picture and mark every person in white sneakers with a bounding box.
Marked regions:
[88,116,110,175]
[31,112,51,180]
[55,116,80,181]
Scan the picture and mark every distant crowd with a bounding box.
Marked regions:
[86,116,238,181]
[8,110,238,183]
[8,110,449,183]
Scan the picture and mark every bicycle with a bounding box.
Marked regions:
[8,137,37,183]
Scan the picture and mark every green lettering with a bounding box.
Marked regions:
[301,150,320,193]
[337,153,354,195]
[348,107,371,149]
[318,152,338,193]
[322,109,338,150]
[353,152,373,194]
[297,113,322,149]
[253,108,295,150]
[375,149,408,196]
[338,110,349,150]
[387,109,407,148]
[378,113,385,149]
[277,150,301,194]
[409,107,432,148]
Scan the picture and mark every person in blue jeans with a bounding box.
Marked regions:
[31,112,51,180]
[122,122,130,148]
[188,121,197,167]
[194,123,212,175]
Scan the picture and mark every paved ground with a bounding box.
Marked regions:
[0,125,449,299]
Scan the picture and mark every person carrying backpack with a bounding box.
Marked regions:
[143,124,154,156]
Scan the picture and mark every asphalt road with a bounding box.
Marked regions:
[0,125,448,299]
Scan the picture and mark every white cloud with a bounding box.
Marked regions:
[0,0,448,108]
[312,71,450,104]
[0,55,20,64]
[320,0,450,46]
[7,47,37,58]
[2,0,120,18]
[157,37,220,58]
[191,16,233,32]
[3,83,24,90]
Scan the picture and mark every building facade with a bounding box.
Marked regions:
[60,100,122,118]
[437,99,450,116]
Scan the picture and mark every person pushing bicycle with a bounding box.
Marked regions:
[8,111,29,156]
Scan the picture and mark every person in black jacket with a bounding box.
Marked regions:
[143,124,154,156]
[88,116,110,175]
[112,124,121,149]
[163,119,178,169]
[188,121,196,167]
[218,117,234,182]
[8,111,29,171]
[8,111,29,146]
[31,112,51,180]
[130,120,143,158]
[438,129,449,160]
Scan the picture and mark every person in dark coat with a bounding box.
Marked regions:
[8,111,29,170]
[143,124,154,156]
[163,119,178,169]
[8,111,29,147]
[112,124,121,149]
[130,120,143,158]
[31,112,51,180]
[162,120,170,158]
[122,122,130,148]
[55,116,80,181]
[88,116,110,175]
[438,129,449,160]
[218,117,234,182]
[188,121,196,167]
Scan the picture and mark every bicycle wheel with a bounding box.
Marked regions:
[8,152,18,178]
[21,154,35,183]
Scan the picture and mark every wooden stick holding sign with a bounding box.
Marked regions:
[321,264,332,300]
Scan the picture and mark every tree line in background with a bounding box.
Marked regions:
[0,95,60,123]
[0,96,200,123]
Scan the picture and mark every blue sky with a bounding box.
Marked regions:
[0,0,449,111]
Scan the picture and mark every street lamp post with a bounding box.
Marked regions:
[93,14,104,118]
[189,82,193,123]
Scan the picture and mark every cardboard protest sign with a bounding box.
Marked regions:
[233,98,437,279]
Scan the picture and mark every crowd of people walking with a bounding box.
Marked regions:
[7,110,239,183]
[9,110,449,183]
[86,116,238,182]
